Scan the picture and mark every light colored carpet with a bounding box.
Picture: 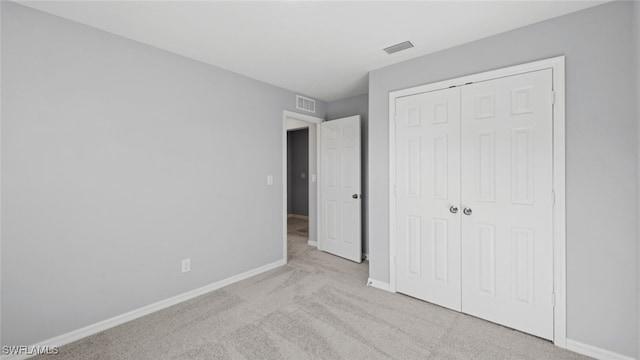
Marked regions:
[36,219,589,359]
[287,216,309,238]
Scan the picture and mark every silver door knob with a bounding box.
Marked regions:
[463,207,472,216]
[352,194,359,199]
[449,206,458,214]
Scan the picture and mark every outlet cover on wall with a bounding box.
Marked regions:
[181,258,191,273]
[267,175,273,185]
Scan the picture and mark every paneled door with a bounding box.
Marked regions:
[320,116,362,263]
[460,69,554,339]
[395,88,462,311]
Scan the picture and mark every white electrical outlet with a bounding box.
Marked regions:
[267,175,273,185]
[181,258,191,273]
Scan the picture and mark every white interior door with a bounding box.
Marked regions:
[460,69,554,339]
[395,88,462,311]
[319,116,361,263]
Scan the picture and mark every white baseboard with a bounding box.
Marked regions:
[366,278,392,292]
[0,259,286,360]
[307,240,317,247]
[566,339,635,360]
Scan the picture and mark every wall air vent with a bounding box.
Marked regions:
[296,95,316,113]
[383,41,414,54]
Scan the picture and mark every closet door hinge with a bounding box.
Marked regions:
[551,292,556,307]
[550,91,556,105]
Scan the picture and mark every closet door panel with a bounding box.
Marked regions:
[395,87,462,311]
[460,69,554,340]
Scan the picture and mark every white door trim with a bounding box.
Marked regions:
[282,110,324,262]
[388,56,566,347]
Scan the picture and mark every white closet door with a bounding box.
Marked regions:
[460,69,554,339]
[320,116,362,263]
[395,88,462,311]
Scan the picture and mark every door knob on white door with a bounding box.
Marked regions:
[463,207,472,215]
[352,194,359,199]
[449,205,458,214]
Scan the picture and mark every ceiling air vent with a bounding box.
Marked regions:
[383,41,414,54]
[296,95,316,113]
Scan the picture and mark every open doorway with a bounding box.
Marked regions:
[282,110,322,263]
[287,128,310,258]
[281,111,363,264]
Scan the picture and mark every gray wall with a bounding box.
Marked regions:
[287,129,309,216]
[327,94,369,255]
[635,2,640,358]
[0,2,327,347]
[368,2,637,357]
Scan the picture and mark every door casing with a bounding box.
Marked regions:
[388,56,566,347]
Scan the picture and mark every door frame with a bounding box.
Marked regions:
[388,56,566,347]
[282,110,324,263]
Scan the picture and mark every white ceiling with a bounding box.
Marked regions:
[19,1,606,102]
